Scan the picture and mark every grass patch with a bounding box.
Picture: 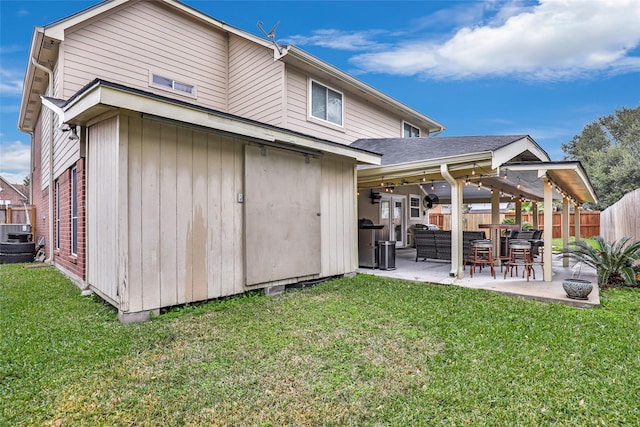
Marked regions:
[552,236,597,252]
[2,264,639,425]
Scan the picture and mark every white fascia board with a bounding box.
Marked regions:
[43,0,275,52]
[18,27,44,132]
[163,0,275,50]
[62,84,380,165]
[505,162,598,204]
[40,97,66,128]
[492,136,550,169]
[357,152,492,181]
[286,47,446,133]
[44,0,129,40]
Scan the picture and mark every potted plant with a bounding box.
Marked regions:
[562,263,593,300]
[564,236,640,293]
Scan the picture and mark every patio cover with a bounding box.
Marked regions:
[351,135,598,282]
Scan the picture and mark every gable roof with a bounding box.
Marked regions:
[0,175,28,201]
[352,135,597,205]
[352,135,547,165]
[18,0,444,135]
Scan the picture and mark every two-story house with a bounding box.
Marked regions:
[18,0,446,321]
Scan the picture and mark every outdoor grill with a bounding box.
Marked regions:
[358,218,384,268]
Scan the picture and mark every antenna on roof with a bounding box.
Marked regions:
[257,20,287,59]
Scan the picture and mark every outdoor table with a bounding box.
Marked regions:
[478,224,520,266]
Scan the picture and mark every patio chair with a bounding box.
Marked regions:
[504,239,535,281]
[466,239,496,278]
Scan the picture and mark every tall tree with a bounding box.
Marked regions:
[561,105,640,209]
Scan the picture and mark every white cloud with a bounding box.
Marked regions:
[284,29,389,51]
[0,68,24,96]
[0,140,31,183]
[350,0,640,81]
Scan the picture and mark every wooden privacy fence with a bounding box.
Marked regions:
[429,211,600,239]
[600,188,640,242]
[0,205,36,228]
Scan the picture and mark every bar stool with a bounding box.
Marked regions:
[504,239,534,281]
[467,239,496,278]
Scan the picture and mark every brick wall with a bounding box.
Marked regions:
[31,120,86,281]
[53,160,86,280]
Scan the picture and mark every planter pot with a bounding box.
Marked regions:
[562,278,593,300]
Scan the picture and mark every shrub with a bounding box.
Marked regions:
[565,236,640,289]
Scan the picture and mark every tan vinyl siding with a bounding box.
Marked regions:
[40,107,52,190]
[228,34,285,125]
[86,115,120,303]
[321,155,357,276]
[62,0,228,111]
[286,67,404,144]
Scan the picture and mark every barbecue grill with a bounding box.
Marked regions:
[358,218,384,268]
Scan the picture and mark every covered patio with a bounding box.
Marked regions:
[352,135,599,286]
[357,246,600,308]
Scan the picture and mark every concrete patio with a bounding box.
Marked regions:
[357,247,600,308]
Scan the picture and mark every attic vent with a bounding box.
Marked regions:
[151,74,195,96]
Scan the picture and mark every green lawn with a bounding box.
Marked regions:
[2,264,639,426]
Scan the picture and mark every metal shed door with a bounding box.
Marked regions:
[244,145,321,286]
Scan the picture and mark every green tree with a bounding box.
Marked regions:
[561,105,640,209]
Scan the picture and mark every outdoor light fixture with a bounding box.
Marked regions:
[431,180,435,191]
[472,163,476,175]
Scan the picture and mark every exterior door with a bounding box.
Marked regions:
[380,195,405,247]
[244,145,321,286]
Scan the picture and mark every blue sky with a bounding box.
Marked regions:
[1,0,640,184]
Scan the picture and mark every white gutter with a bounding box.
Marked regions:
[31,57,55,264]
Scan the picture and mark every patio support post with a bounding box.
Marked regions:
[515,198,522,226]
[441,163,463,278]
[543,176,553,281]
[491,189,500,225]
[575,205,581,242]
[562,197,570,268]
[532,202,539,229]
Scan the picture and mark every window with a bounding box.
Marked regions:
[150,73,196,96]
[71,167,78,256]
[310,80,343,126]
[55,180,60,250]
[403,122,420,138]
[409,194,421,220]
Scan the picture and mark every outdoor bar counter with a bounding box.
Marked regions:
[478,224,521,265]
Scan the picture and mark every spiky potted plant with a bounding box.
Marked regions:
[564,236,640,297]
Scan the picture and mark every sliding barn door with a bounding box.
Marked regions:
[244,145,321,286]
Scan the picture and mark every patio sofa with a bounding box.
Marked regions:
[414,230,486,262]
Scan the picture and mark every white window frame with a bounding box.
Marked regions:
[403,121,421,138]
[409,194,421,220]
[71,167,78,256]
[149,72,197,98]
[308,79,344,127]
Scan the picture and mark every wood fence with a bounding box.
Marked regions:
[600,188,640,242]
[0,206,36,229]
[429,211,600,239]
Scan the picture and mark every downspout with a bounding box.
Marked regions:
[441,163,463,278]
[31,56,55,264]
